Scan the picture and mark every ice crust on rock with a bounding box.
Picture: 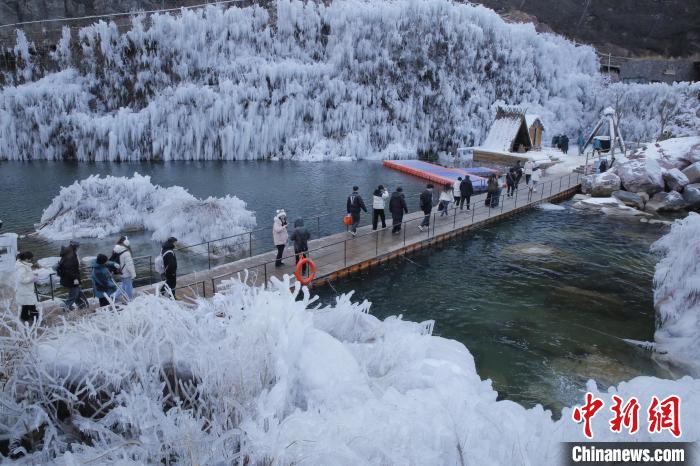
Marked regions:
[36,173,256,253]
[1,276,698,464]
[0,1,698,162]
[651,212,700,376]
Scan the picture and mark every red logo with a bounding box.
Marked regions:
[572,393,682,439]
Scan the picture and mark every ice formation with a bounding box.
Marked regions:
[36,173,256,254]
[1,276,698,464]
[651,212,700,376]
[1,1,697,162]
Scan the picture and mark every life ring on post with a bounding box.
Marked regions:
[295,257,317,286]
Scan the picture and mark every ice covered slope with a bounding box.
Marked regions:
[652,212,700,376]
[1,276,698,464]
[1,1,697,162]
[2,0,599,161]
[36,173,256,254]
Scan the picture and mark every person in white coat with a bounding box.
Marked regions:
[453,177,462,206]
[372,185,390,230]
[272,209,289,267]
[439,184,453,216]
[524,160,534,186]
[112,236,136,302]
[15,251,38,323]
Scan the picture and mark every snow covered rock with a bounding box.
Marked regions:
[581,172,620,197]
[662,168,689,192]
[572,196,625,212]
[645,191,687,212]
[2,275,700,464]
[682,161,700,184]
[615,157,665,195]
[612,190,645,210]
[36,173,256,254]
[682,183,700,210]
[651,213,700,376]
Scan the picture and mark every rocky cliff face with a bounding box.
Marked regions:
[1,0,698,57]
[477,0,700,57]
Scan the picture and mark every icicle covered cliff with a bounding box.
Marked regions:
[0,0,698,161]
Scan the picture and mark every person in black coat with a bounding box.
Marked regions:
[56,240,85,310]
[560,135,569,155]
[514,161,524,188]
[418,184,433,232]
[346,186,367,237]
[506,169,516,197]
[161,236,178,296]
[459,176,474,210]
[388,187,409,234]
[289,218,311,266]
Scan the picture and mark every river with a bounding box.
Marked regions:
[0,160,680,415]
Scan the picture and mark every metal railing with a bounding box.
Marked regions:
[35,171,581,304]
[205,171,582,296]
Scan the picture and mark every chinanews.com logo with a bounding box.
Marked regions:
[562,392,692,465]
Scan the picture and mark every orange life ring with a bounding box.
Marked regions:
[295,257,317,286]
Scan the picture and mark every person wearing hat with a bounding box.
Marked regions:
[15,251,39,323]
[272,209,289,267]
[371,185,389,231]
[346,186,367,237]
[160,237,178,296]
[389,186,408,234]
[56,240,85,310]
[112,235,136,301]
[90,254,119,307]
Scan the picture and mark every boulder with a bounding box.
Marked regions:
[644,191,687,212]
[615,158,665,195]
[582,172,621,197]
[662,168,689,192]
[612,190,645,210]
[636,192,650,203]
[683,183,700,209]
[682,162,700,184]
[573,196,625,212]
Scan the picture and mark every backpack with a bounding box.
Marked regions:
[155,250,172,274]
[349,193,359,206]
[108,249,126,274]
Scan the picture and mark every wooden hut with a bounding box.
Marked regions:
[525,114,543,149]
[473,108,535,164]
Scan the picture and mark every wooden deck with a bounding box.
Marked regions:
[146,172,582,300]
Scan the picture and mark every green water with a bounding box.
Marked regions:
[0,161,677,415]
[316,203,676,415]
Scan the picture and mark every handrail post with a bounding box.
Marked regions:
[207,241,211,269]
[559,176,562,192]
[149,256,153,285]
[501,193,505,214]
[344,239,347,267]
[453,205,457,228]
[249,233,252,258]
[317,216,320,237]
[403,220,406,246]
[514,185,518,209]
[375,229,379,256]
[49,274,54,301]
[263,262,267,289]
[431,212,436,237]
[471,203,475,223]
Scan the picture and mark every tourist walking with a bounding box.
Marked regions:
[159,237,178,297]
[272,209,288,267]
[90,254,119,307]
[524,160,534,186]
[346,186,367,237]
[506,169,516,197]
[372,185,389,230]
[56,240,86,310]
[577,133,585,155]
[453,177,462,206]
[439,184,452,217]
[389,187,408,234]
[289,218,311,270]
[15,251,39,323]
[514,161,524,188]
[599,158,608,173]
[459,176,473,210]
[111,236,135,302]
[486,174,499,207]
[418,184,434,232]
